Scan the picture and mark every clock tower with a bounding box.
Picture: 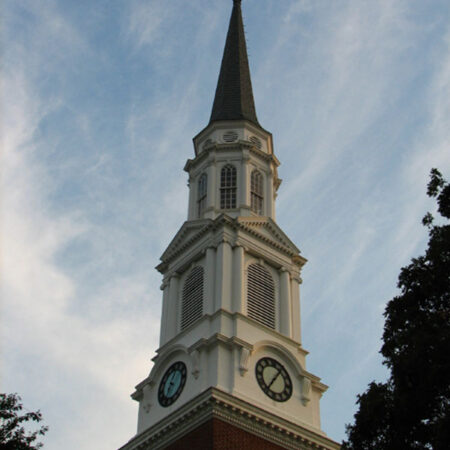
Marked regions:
[120,1,340,449]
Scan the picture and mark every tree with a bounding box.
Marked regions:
[0,393,48,449]
[343,169,450,450]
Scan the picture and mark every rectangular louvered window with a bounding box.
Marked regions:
[181,267,204,330]
[247,263,275,329]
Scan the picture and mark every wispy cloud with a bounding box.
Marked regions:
[1,2,161,449]
[2,0,449,447]
[125,0,171,50]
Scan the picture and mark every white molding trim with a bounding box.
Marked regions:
[119,388,340,450]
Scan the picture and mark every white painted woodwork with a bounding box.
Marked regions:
[204,247,216,315]
[291,275,301,343]
[133,119,331,444]
[159,282,170,346]
[185,121,280,221]
[232,245,244,313]
[279,268,292,338]
[167,274,179,341]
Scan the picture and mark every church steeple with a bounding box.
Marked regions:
[120,3,340,449]
[210,0,259,126]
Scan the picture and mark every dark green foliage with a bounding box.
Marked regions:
[343,169,450,450]
[0,393,48,449]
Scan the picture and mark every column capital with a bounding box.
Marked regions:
[221,237,233,246]
[242,149,251,161]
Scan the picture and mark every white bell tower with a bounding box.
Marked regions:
[120,1,340,449]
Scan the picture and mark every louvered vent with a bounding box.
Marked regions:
[223,131,238,142]
[203,139,214,149]
[250,135,262,149]
[247,264,275,329]
[181,267,204,330]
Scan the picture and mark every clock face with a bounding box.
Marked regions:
[255,357,292,402]
[158,361,187,407]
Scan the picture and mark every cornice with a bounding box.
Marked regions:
[119,388,340,450]
[158,215,306,273]
[184,140,279,173]
[152,310,309,370]
[156,219,216,273]
[192,119,273,150]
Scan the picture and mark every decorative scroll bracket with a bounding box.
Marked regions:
[301,377,311,405]
[239,347,251,376]
[190,349,200,379]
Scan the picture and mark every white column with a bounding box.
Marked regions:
[267,171,274,219]
[167,273,180,341]
[159,280,170,346]
[232,245,244,313]
[222,242,232,311]
[215,241,232,312]
[207,162,216,216]
[279,268,292,337]
[241,151,250,208]
[291,275,301,343]
[205,247,216,314]
[187,176,195,220]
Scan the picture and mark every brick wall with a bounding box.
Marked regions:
[165,418,286,449]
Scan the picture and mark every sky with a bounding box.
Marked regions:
[1,0,449,448]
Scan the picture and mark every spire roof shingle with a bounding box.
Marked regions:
[209,0,259,126]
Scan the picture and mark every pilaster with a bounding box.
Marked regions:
[205,247,216,314]
[240,150,250,214]
[291,275,301,343]
[188,176,196,220]
[232,245,244,313]
[159,280,170,346]
[267,171,275,219]
[279,268,292,338]
[214,241,233,312]
[167,273,180,341]
[206,161,216,218]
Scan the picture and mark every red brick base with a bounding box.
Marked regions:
[165,418,286,449]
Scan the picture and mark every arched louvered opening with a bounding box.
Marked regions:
[251,170,263,215]
[220,165,237,209]
[197,173,207,217]
[181,266,204,330]
[247,263,275,329]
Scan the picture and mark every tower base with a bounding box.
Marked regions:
[119,388,340,450]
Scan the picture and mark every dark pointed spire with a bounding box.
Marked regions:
[209,0,259,126]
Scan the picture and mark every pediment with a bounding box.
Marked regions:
[159,219,213,265]
[237,217,300,254]
[158,215,304,273]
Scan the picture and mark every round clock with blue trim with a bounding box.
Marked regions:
[158,361,187,407]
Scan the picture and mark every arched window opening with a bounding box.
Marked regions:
[220,165,237,209]
[181,267,204,330]
[251,170,264,215]
[247,263,275,329]
[197,173,207,217]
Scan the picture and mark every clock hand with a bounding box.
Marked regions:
[268,370,281,389]
[165,373,176,395]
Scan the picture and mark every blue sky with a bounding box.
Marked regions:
[2,0,449,448]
